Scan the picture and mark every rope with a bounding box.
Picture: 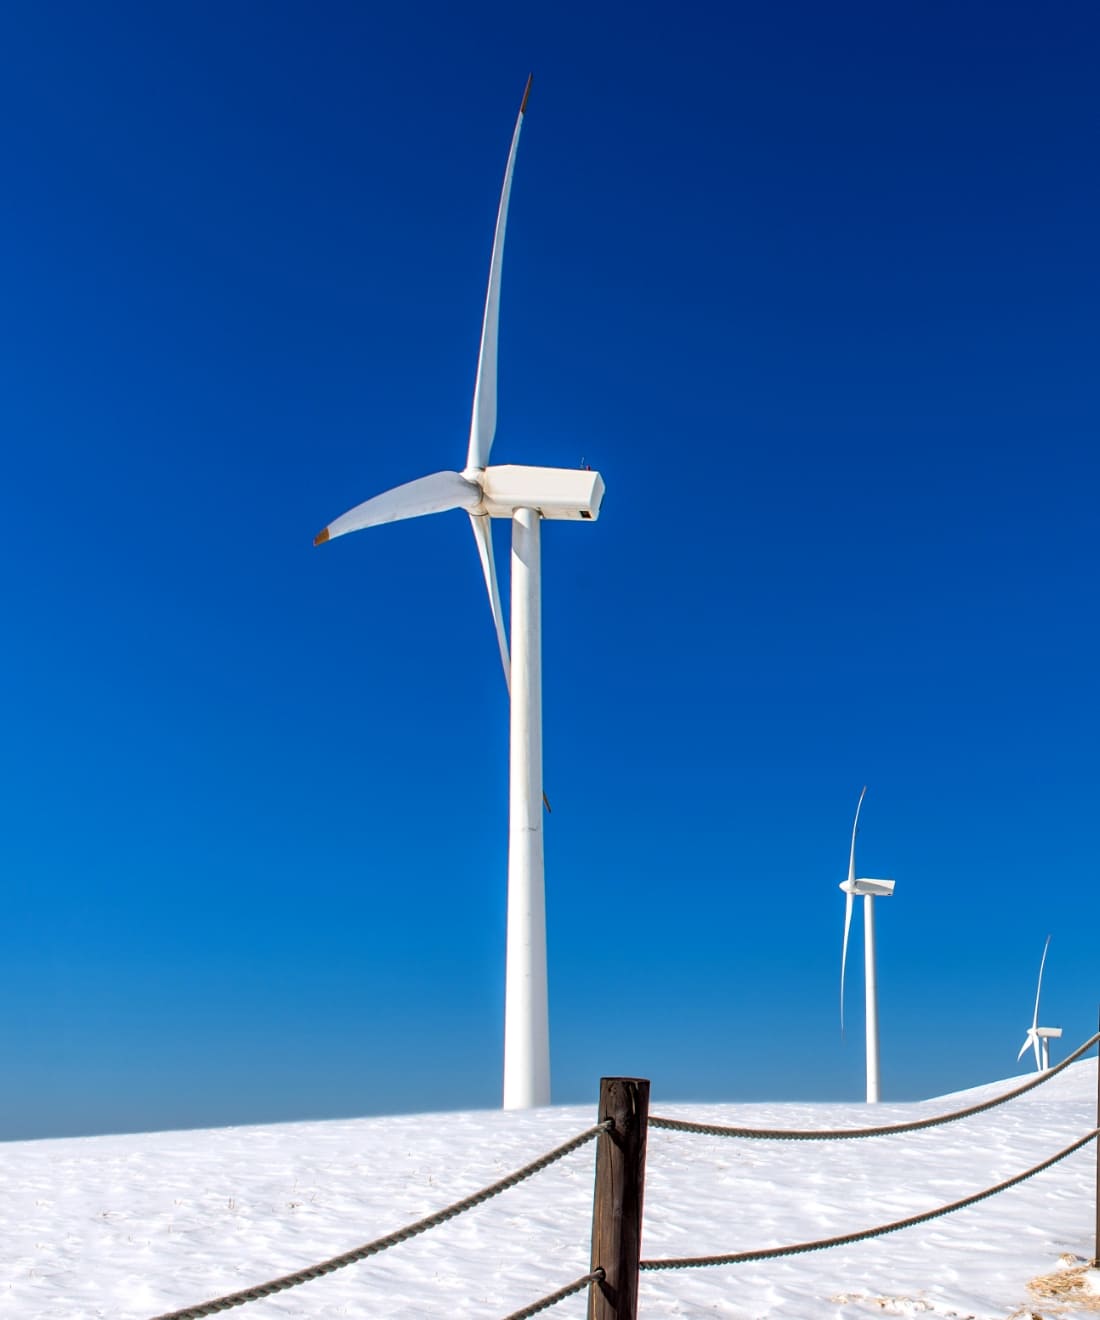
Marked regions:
[500,1269,605,1320]
[650,1031,1100,1142]
[149,1121,610,1320]
[640,1127,1099,1271]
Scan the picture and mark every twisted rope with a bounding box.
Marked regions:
[149,1121,610,1320]
[650,1031,1100,1142]
[641,1127,1099,1271]
[500,1268,605,1320]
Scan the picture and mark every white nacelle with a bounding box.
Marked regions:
[477,465,605,521]
[840,877,896,897]
[1036,1026,1063,1038]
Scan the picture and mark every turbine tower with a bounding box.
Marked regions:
[1017,935,1062,1072]
[839,786,896,1104]
[313,78,604,1110]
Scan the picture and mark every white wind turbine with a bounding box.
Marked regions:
[1017,935,1062,1072]
[839,786,896,1104]
[313,77,604,1110]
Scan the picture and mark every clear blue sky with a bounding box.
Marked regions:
[1,2,1097,1139]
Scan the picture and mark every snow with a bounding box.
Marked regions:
[2,1061,1096,1319]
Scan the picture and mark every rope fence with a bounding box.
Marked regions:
[500,1268,605,1320]
[649,1030,1100,1142]
[641,1128,1099,1271]
[149,1120,609,1320]
[146,1026,1100,1320]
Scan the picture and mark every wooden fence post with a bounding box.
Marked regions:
[1094,1008,1099,1267]
[589,1077,650,1320]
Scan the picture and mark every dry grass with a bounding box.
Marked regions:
[1014,1254,1100,1317]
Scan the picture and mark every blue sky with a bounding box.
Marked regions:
[1,2,1097,1139]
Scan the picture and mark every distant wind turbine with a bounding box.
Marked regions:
[313,77,605,1110]
[1017,935,1062,1072]
[839,786,896,1104]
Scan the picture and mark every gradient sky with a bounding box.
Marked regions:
[1,2,1097,1140]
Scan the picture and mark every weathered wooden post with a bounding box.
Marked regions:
[589,1077,650,1320]
[1094,1009,1100,1267]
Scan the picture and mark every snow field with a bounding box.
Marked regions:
[1,1060,1096,1319]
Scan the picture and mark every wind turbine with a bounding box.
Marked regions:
[839,786,896,1104]
[313,77,604,1110]
[1017,935,1062,1072]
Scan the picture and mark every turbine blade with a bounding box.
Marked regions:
[848,786,867,886]
[840,890,854,1033]
[468,512,510,687]
[314,471,480,545]
[1016,1033,1033,1062]
[466,75,532,474]
[1032,934,1051,1030]
[1031,1032,1042,1071]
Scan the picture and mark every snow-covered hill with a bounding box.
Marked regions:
[3,1061,1097,1318]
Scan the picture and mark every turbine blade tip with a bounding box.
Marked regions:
[313,528,331,546]
[520,74,533,114]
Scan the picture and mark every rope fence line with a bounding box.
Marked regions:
[500,1269,605,1320]
[142,1032,1099,1319]
[649,1030,1100,1143]
[640,1127,1099,1272]
[148,1120,610,1320]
